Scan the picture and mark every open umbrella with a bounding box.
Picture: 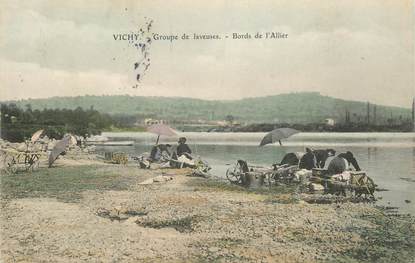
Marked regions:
[31,129,44,143]
[48,135,71,167]
[259,128,300,146]
[147,124,177,144]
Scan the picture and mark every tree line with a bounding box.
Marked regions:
[233,122,414,133]
[0,104,114,142]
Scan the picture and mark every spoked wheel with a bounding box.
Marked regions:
[354,175,376,198]
[25,154,40,172]
[3,154,18,174]
[226,163,244,184]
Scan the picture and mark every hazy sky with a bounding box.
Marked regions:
[0,0,414,107]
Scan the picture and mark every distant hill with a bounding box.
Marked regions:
[4,92,411,124]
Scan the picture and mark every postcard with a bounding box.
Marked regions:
[1,1,414,262]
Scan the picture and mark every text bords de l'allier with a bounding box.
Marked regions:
[113,32,288,42]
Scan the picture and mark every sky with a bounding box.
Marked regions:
[0,0,414,108]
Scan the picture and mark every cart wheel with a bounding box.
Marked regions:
[354,175,376,198]
[361,176,376,197]
[3,155,17,174]
[25,155,40,172]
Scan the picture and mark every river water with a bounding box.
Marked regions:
[101,132,415,214]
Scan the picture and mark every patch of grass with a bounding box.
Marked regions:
[337,210,415,262]
[136,216,200,233]
[188,179,248,193]
[189,178,300,204]
[263,194,298,204]
[124,210,148,216]
[0,165,141,202]
[213,237,244,247]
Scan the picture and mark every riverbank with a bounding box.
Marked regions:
[1,160,414,262]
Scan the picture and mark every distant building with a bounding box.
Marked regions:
[324,118,335,126]
[144,118,167,126]
[217,121,228,127]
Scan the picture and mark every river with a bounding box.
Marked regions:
[100,132,415,214]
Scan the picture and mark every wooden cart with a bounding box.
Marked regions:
[226,160,376,198]
[1,148,42,174]
[310,169,376,198]
[225,160,299,187]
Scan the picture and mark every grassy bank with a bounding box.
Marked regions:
[338,212,415,262]
[0,165,146,202]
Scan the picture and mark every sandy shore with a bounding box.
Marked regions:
[1,157,414,262]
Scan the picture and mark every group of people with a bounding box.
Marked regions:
[148,137,362,175]
[148,137,193,166]
[280,148,361,175]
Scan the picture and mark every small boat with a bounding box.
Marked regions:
[87,141,135,146]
